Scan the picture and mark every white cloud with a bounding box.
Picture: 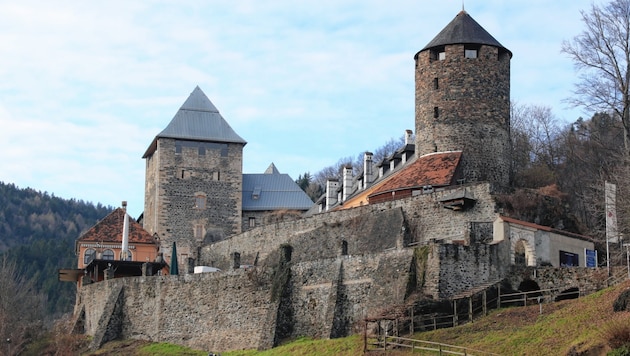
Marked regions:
[0,0,613,214]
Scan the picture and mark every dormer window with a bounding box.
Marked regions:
[252,186,261,200]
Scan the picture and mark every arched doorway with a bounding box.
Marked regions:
[511,238,535,266]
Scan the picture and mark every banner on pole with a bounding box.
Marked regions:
[606,181,619,243]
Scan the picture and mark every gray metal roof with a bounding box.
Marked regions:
[242,169,314,211]
[416,10,511,58]
[143,86,246,157]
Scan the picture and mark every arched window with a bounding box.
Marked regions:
[102,249,114,260]
[120,250,133,261]
[514,240,526,266]
[84,248,96,264]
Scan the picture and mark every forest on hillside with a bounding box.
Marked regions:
[0,182,113,317]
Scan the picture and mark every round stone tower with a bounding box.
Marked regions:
[414,10,512,187]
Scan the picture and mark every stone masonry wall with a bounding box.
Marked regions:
[425,240,511,299]
[200,182,498,271]
[79,271,276,352]
[76,249,415,352]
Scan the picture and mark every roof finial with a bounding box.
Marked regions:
[462,0,465,11]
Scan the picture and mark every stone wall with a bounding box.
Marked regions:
[199,182,499,271]
[76,248,416,352]
[425,240,511,299]
[79,271,276,352]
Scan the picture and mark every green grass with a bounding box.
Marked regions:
[138,342,208,356]
[223,335,364,356]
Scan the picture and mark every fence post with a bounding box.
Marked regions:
[410,307,414,335]
[363,320,367,352]
[497,284,501,309]
[433,315,437,330]
[523,291,527,307]
[483,290,487,316]
[469,296,473,323]
[453,300,458,327]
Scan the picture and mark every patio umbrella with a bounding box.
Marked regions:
[170,241,179,275]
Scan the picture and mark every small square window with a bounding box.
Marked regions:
[438,52,446,60]
[465,49,477,59]
[195,195,206,209]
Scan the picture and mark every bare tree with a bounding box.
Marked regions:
[562,0,630,154]
[0,255,46,355]
[510,102,562,187]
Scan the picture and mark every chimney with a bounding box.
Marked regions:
[342,166,353,201]
[326,179,340,211]
[121,202,130,261]
[405,129,413,145]
[363,152,374,189]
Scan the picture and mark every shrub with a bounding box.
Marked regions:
[603,317,630,350]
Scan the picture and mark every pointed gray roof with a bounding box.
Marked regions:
[415,11,511,58]
[264,163,280,175]
[143,86,246,157]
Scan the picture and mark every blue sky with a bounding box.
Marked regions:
[0,0,607,217]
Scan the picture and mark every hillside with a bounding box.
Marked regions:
[0,181,113,316]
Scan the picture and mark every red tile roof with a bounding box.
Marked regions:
[78,208,157,244]
[369,151,462,199]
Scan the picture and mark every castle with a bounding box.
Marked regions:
[67,10,601,352]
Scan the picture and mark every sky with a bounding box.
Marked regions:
[0,0,608,218]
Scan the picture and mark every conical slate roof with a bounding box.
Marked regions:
[415,10,511,58]
[143,86,246,157]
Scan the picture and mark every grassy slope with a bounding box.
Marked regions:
[409,280,630,355]
[85,280,630,356]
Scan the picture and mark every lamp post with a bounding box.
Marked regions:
[6,338,11,356]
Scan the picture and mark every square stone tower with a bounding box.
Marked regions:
[142,86,246,269]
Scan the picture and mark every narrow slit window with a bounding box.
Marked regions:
[433,107,439,118]
[249,217,256,228]
[433,78,439,90]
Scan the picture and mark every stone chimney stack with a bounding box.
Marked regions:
[363,152,374,189]
[326,179,340,211]
[342,166,353,202]
[122,201,127,211]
